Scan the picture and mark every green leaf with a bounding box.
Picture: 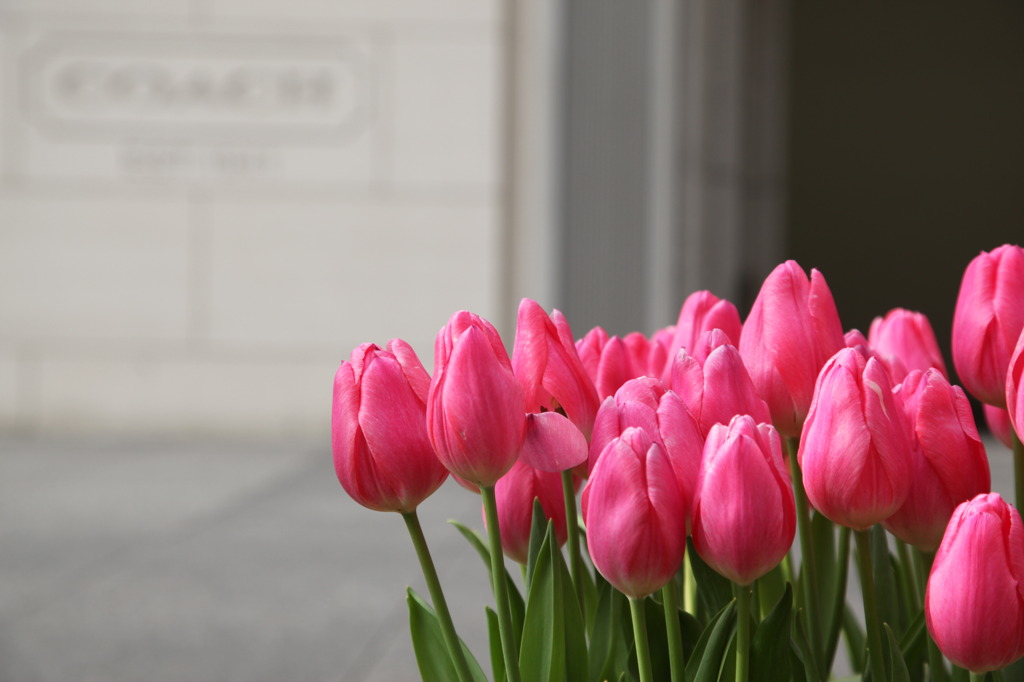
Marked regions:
[519,523,563,682]
[588,575,629,682]
[557,530,589,682]
[790,609,820,682]
[486,607,505,682]
[823,526,851,674]
[685,600,737,682]
[870,525,903,635]
[525,499,548,594]
[885,623,911,682]
[756,562,787,622]
[842,604,866,674]
[449,520,526,653]
[643,597,672,682]
[407,588,488,682]
[899,608,927,677]
[687,537,734,620]
[750,583,793,682]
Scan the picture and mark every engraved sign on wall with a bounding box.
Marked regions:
[13,29,378,184]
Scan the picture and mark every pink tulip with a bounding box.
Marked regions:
[952,244,1024,407]
[519,411,589,472]
[670,330,770,437]
[645,328,675,379]
[984,404,1014,448]
[1008,329,1024,441]
[587,378,703,528]
[332,340,448,513]
[692,416,795,585]
[513,299,600,440]
[926,493,1024,673]
[739,261,845,438]
[582,427,686,598]
[427,311,526,487]
[798,348,913,530]
[661,291,742,381]
[883,369,990,551]
[489,458,570,564]
[576,327,639,399]
[868,308,948,382]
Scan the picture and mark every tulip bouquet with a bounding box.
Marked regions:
[331,245,1024,682]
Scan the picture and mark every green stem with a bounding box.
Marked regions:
[734,583,751,682]
[786,436,822,666]
[683,552,697,614]
[895,539,920,615]
[662,579,686,682]
[481,485,522,682]
[562,469,585,622]
[402,510,475,682]
[917,549,948,682]
[630,597,655,682]
[855,528,889,682]
[970,673,987,682]
[1014,431,1024,513]
[824,526,850,673]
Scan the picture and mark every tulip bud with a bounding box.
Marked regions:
[582,427,686,598]
[952,244,1024,407]
[984,405,1014,449]
[662,291,742,381]
[670,330,770,437]
[427,311,527,487]
[739,261,845,437]
[513,299,600,440]
[883,369,990,551]
[332,341,448,513]
[692,416,795,585]
[576,327,640,400]
[925,493,1024,673]
[489,459,570,564]
[868,308,948,382]
[798,348,913,530]
[1008,329,1024,441]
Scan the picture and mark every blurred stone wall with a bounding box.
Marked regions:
[0,0,505,436]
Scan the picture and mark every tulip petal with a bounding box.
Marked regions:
[520,411,589,472]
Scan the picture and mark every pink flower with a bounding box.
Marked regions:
[1008,329,1024,441]
[798,348,913,530]
[661,291,742,381]
[588,378,703,528]
[582,427,686,598]
[692,416,795,585]
[739,261,845,438]
[926,493,1024,673]
[489,459,570,564]
[576,327,640,400]
[868,308,948,382]
[883,369,991,551]
[427,311,526,487]
[952,244,1024,407]
[332,340,448,513]
[669,329,770,437]
[513,299,600,440]
[985,404,1014,449]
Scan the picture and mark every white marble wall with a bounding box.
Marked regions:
[0,0,506,436]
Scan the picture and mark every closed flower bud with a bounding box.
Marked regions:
[883,369,990,551]
[1008,329,1024,441]
[661,291,742,381]
[798,348,913,530]
[576,327,640,400]
[692,416,795,585]
[582,427,686,598]
[332,341,448,513]
[926,493,1024,673]
[868,308,948,382]
[952,244,1024,407]
[427,311,526,487]
[740,261,845,437]
[489,459,570,564]
[670,330,770,437]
